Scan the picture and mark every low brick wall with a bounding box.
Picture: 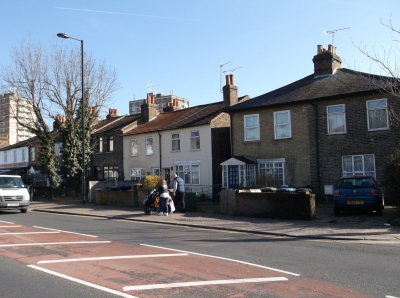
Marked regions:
[95,190,135,206]
[220,189,315,220]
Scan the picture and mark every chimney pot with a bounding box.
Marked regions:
[225,75,230,85]
[230,74,234,85]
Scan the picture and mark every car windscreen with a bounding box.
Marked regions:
[0,177,24,188]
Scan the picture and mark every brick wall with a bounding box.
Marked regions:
[231,104,312,188]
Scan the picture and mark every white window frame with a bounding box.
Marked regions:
[244,114,260,141]
[175,163,200,185]
[131,138,138,156]
[366,98,389,131]
[31,147,35,161]
[171,133,180,152]
[327,104,346,134]
[146,137,154,155]
[152,168,160,176]
[258,158,285,187]
[130,168,146,180]
[107,136,114,152]
[103,165,118,180]
[55,142,63,156]
[342,154,376,177]
[274,110,291,139]
[96,137,103,153]
[190,131,200,150]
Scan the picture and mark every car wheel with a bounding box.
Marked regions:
[20,209,28,213]
[334,205,340,217]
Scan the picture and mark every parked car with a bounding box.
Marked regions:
[333,175,384,216]
[0,175,30,213]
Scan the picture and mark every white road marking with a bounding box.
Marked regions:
[123,277,288,291]
[27,265,138,298]
[0,220,14,224]
[0,225,21,228]
[386,296,399,298]
[0,241,110,247]
[0,231,59,235]
[38,253,188,264]
[33,226,98,237]
[141,244,301,276]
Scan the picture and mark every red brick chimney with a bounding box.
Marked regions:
[106,108,118,119]
[223,74,238,108]
[312,44,342,77]
[141,94,157,121]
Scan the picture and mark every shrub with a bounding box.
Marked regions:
[143,175,161,189]
[382,148,400,207]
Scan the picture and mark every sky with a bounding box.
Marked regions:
[0,0,399,117]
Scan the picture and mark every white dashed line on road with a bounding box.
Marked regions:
[0,241,111,247]
[141,243,301,276]
[38,253,188,264]
[33,226,98,237]
[0,231,59,235]
[123,277,288,291]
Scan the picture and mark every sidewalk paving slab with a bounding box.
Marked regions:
[28,200,400,242]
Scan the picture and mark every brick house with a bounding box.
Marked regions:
[224,44,400,200]
[90,109,141,181]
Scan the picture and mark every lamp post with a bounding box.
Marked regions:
[57,33,86,204]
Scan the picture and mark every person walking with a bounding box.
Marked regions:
[157,180,169,216]
[173,173,185,213]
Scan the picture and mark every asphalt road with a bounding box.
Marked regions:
[1,210,399,298]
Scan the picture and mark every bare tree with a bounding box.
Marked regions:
[352,17,400,125]
[0,36,119,188]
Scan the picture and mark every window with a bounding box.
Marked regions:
[327,104,346,134]
[190,131,200,150]
[108,136,114,152]
[244,114,260,141]
[130,168,146,180]
[274,110,291,139]
[367,99,389,131]
[103,166,119,180]
[131,139,138,156]
[22,149,25,161]
[13,150,17,162]
[31,147,35,161]
[342,155,376,177]
[55,142,63,156]
[4,151,6,163]
[146,137,153,155]
[258,159,285,186]
[96,137,103,153]
[172,133,180,151]
[175,164,200,185]
[152,168,160,176]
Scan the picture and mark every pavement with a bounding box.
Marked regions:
[28,199,400,242]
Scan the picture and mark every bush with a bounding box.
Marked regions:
[382,148,400,207]
[143,175,161,189]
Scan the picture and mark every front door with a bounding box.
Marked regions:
[228,165,239,189]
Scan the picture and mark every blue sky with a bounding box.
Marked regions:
[0,0,399,116]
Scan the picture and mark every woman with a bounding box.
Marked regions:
[157,180,169,216]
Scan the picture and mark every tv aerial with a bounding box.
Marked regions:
[324,27,349,48]
[220,61,231,93]
[146,83,160,93]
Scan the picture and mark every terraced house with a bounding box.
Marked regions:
[223,44,400,199]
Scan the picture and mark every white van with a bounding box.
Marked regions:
[0,175,30,213]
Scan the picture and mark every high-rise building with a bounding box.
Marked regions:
[129,92,189,115]
[0,92,37,146]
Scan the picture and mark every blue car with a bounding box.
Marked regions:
[333,175,384,216]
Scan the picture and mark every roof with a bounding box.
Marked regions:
[93,114,142,135]
[123,101,225,136]
[227,68,394,111]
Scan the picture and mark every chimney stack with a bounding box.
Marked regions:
[312,44,342,77]
[106,108,118,119]
[223,74,238,108]
[141,94,157,121]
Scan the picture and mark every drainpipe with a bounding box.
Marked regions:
[309,102,320,185]
[158,131,162,177]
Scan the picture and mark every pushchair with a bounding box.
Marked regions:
[143,189,175,215]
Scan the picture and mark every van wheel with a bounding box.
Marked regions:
[20,209,28,213]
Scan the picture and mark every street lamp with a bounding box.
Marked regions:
[57,33,86,204]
